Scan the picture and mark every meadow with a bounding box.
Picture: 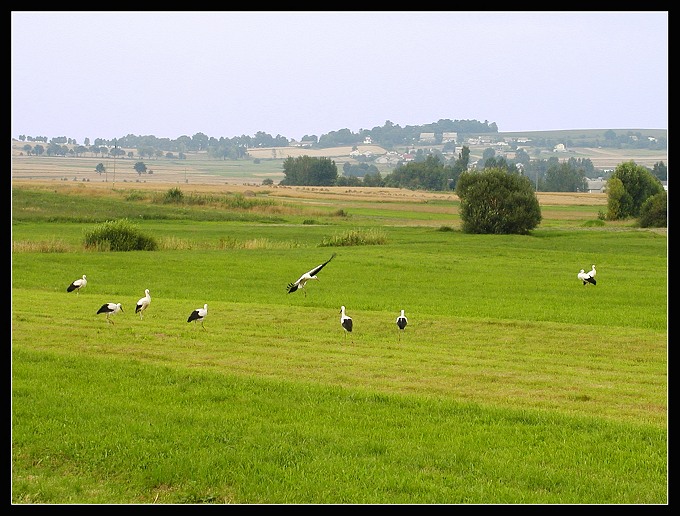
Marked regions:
[11,181,667,504]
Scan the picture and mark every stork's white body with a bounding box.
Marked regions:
[340,305,353,342]
[135,289,151,319]
[287,253,336,296]
[396,309,408,331]
[188,303,208,329]
[97,302,123,323]
[578,269,596,286]
[67,275,87,294]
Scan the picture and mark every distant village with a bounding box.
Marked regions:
[288,132,665,193]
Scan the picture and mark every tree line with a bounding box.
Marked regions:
[278,151,667,232]
[280,146,667,191]
[14,119,499,154]
[16,121,666,159]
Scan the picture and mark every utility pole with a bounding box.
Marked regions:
[113,139,117,187]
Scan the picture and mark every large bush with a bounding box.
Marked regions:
[455,168,542,234]
[606,161,664,220]
[84,219,158,251]
[638,191,667,228]
[280,156,338,186]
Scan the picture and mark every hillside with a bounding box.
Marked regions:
[11,128,667,186]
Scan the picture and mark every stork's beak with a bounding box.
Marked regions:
[120,306,124,312]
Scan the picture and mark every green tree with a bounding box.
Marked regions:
[134,162,147,175]
[447,145,471,190]
[95,163,106,175]
[455,168,542,235]
[638,191,667,228]
[362,171,383,187]
[606,161,663,219]
[513,148,531,166]
[604,177,630,221]
[544,162,588,192]
[482,147,496,161]
[280,156,338,186]
[110,147,126,158]
[651,161,667,181]
[442,141,456,154]
[384,155,451,191]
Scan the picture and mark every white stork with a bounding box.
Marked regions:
[340,305,353,343]
[396,309,408,339]
[135,289,151,319]
[588,264,597,279]
[97,302,123,324]
[578,269,596,286]
[287,253,336,297]
[67,274,87,295]
[187,303,208,329]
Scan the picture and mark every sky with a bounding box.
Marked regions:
[11,11,668,144]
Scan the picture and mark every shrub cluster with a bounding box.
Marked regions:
[320,229,387,247]
[84,219,158,251]
[638,191,667,228]
[455,168,542,235]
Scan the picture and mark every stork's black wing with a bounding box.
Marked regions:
[342,317,353,333]
[287,253,336,293]
[309,253,337,276]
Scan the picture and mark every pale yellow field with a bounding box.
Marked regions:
[11,136,661,206]
[11,177,608,207]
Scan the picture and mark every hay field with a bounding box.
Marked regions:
[12,135,658,207]
[11,177,607,208]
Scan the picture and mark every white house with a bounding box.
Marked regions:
[419,132,436,144]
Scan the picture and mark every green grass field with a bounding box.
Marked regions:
[11,184,667,504]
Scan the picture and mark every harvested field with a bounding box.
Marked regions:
[11,179,607,207]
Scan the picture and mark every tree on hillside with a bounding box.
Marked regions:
[110,147,126,158]
[651,161,667,181]
[95,163,106,176]
[447,145,471,190]
[280,156,338,186]
[383,155,452,191]
[483,156,518,174]
[482,147,496,162]
[606,161,663,220]
[134,162,147,176]
[544,162,588,192]
[513,148,531,167]
[455,168,542,235]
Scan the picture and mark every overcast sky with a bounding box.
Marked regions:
[11,11,668,144]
